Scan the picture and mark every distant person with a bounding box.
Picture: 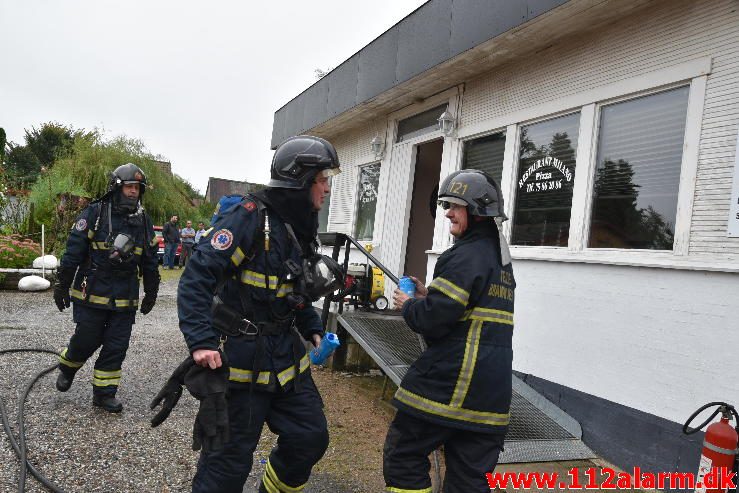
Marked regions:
[194,221,207,243]
[384,169,514,493]
[53,163,160,413]
[179,220,196,267]
[162,215,180,269]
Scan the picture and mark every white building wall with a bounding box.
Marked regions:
[320,0,739,424]
[511,260,739,424]
[460,0,739,257]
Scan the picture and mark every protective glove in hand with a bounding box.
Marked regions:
[141,271,160,314]
[140,295,156,314]
[53,267,75,312]
[184,355,230,452]
[150,356,195,427]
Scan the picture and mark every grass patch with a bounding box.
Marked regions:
[159,266,184,282]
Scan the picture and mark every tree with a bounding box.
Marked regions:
[0,127,6,165]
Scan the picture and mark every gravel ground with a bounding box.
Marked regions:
[0,270,392,493]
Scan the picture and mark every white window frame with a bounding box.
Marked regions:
[451,57,713,270]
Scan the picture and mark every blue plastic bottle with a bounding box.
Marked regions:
[398,276,416,298]
[310,332,341,365]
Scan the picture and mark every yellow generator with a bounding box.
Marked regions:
[345,263,388,311]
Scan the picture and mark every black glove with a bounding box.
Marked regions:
[150,356,195,427]
[184,357,230,453]
[140,270,160,315]
[140,295,156,314]
[53,267,75,312]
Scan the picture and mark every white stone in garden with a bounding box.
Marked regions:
[18,275,51,291]
[33,255,58,269]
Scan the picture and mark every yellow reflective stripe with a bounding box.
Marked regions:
[94,369,122,378]
[229,367,271,385]
[201,227,213,238]
[93,369,121,387]
[231,247,245,267]
[115,299,138,308]
[277,354,310,386]
[460,307,514,325]
[450,320,482,408]
[90,241,108,250]
[265,460,305,492]
[88,294,110,305]
[59,348,83,369]
[429,277,469,305]
[70,288,84,300]
[261,474,280,493]
[133,247,143,255]
[240,270,278,289]
[150,236,159,247]
[275,283,294,298]
[394,387,509,426]
[386,487,433,493]
[87,230,94,239]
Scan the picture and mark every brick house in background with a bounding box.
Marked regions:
[204,177,265,204]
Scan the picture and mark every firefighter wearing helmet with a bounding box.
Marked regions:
[53,163,160,413]
[384,169,514,493]
[156,135,342,493]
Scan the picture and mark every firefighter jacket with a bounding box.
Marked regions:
[177,196,324,392]
[61,201,159,311]
[394,220,515,434]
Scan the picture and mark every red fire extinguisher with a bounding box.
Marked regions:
[684,402,738,493]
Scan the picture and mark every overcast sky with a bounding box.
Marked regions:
[1,1,426,193]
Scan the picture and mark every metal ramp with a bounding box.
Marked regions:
[337,311,595,463]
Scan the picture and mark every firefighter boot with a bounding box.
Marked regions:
[93,394,123,413]
[56,367,77,392]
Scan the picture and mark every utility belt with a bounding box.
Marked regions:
[211,295,294,338]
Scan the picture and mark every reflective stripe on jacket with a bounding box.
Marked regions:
[177,196,323,390]
[394,221,515,434]
[61,202,158,312]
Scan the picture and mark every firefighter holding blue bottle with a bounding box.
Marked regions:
[167,135,343,493]
[385,169,515,493]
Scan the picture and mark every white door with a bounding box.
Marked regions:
[374,141,416,299]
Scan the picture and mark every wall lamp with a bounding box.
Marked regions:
[437,110,456,137]
[370,135,385,159]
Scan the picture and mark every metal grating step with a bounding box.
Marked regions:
[336,311,595,464]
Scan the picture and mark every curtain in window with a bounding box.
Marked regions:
[588,86,689,250]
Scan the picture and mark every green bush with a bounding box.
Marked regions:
[0,234,40,268]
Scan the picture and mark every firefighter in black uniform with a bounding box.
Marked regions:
[384,169,514,493]
[53,163,160,413]
[176,135,342,493]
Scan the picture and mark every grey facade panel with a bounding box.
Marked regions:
[271,107,287,148]
[301,79,329,133]
[327,54,360,118]
[271,0,570,147]
[283,94,306,145]
[395,0,451,84]
[357,26,399,104]
[450,0,529,57]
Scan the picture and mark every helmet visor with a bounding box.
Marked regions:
[320,167,342,178]
[437,196,468,209]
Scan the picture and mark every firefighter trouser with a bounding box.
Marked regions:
[192,374,329,493]
[383,411,505,493]
[58,304,135,397]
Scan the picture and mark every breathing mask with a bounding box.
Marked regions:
[108,233,136,264]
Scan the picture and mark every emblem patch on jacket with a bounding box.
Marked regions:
[243,201,256,212]
[75,218,87,231]
[211,229,233,250]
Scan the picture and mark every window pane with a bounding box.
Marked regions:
[588,86,689,250]
[317,177,331,233]
[355,164,381,240]
[512,113,580,246]
[462,132,506,186]
[397,104,447,142]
